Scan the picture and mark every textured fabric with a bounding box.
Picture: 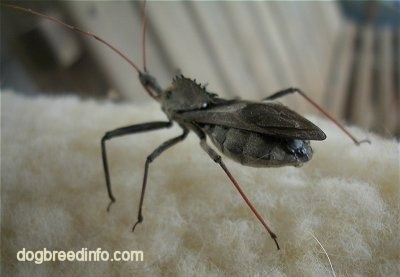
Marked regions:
[2,91,399,276]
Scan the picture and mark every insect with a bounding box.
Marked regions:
[3,2,370,250]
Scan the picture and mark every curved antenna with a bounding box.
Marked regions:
[2,3,159,99]
[141,0,148,72]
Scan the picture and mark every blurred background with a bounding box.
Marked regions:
[1,1,399,137]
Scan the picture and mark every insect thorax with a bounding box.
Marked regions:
[161,75,219,117]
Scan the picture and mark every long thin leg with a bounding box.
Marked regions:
[263,87,370,145]
[192,126,280,250]
[132,128,189,232]
[101,121,172,210]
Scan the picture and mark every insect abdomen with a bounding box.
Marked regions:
[203,125,313,167]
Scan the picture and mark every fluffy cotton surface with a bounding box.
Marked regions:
[2,90,399,276]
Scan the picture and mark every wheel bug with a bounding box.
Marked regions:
[2,2,370,251]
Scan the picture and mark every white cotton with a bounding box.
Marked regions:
[2,90,399,276]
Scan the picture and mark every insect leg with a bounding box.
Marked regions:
[132,127,189,232]
[101,121,172,211]
[192,126,280,250]
[263,88,370,145]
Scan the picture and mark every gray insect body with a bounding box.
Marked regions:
[156,75,324,168]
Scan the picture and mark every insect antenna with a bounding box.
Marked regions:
[136,0,161,99]
[141,0,148,72]
[1,2,160,99]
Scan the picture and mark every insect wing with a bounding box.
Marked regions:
[182,100,326,140]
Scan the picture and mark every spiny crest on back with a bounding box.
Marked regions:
[163,74,222,112]
[171,74,213,94]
